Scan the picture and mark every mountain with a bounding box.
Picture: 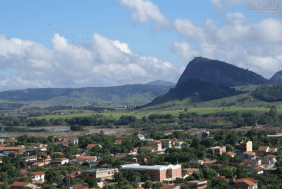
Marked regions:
[0,84,172,108]
[176,57,269,87]
[144,79,243,107]
[146,80,175,87]
[269,70,282,84]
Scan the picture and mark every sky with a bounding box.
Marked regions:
[0,0,282,91]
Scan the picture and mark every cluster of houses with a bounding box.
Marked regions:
[0,132,280,189]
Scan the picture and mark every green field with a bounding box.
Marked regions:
[43,106,281,120]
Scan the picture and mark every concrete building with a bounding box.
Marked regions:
[208,146,226,157]
[187,180,208,189]
[239,141,252,152]
[82,168,118,181]
[27,171,45,184]
[119,163,181,183]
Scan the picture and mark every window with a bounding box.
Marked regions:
[174,173,176,177]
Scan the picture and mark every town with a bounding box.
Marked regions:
[0,128,280,189]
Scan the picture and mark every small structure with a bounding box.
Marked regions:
[82,168,118,181]
[196,131,209,138]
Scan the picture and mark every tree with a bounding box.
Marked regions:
[212,178,231,189]
[202,168,217,180]
[152,182,164,189]
[45,169,60,183]
[19,177,32,182]
[144,180,153,189]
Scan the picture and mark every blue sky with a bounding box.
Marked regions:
[0,0,282,90]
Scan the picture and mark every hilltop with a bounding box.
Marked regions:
[146,80,175,87]
[177,57,269,87]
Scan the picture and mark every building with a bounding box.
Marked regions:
[257,146,269,155]
[263,154,277,165]
[86,144,102,152]
[119,164,181,183]
[82,168,118,181]
[52,158,69,165]
[196,131,209,138]
[234,179,258,189]
[239,141,252,152]
[187,180,208,189]
[0,146,25,155]
[19,156,37,164]
[9,182,36,189]
[226,151,237,158]
[208,146,226,157]
[27,171,45,184]
[70,156,97,165]
[240,151,256,160]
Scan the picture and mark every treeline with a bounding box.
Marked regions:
[252,84,282,102]
[0,107,281,130]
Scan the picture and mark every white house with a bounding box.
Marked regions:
[53,158,69,165]
[28,171,45,183]
[263,154,277,165]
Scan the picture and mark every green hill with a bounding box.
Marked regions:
[0,84,173,108]
[177,57,269,87]
[144,79,244,108]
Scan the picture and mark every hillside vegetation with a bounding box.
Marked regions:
[0,84,172,108]
[252,84,282,102]
[144,79,244,108]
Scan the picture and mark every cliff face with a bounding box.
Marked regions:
[270,70,282,84]
[176,57,269,87]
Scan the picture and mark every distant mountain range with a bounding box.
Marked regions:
[146,80,175,87]
[177,57,269,87]
[0,84,172,108]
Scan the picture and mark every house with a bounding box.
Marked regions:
[234,179,258,189]
[250,167,264,175]
[120,164,181,183]
[226,151,237,158]
[263,154,277,165]
[70,138,79,145]
[19,156,37,164]
[189,160,204,165]
[27,171,45,184]
[240,151,256,160]
[0,146,25,155]
[269,147,278,153]
[257,146,269,155]
[86,144,102,152]
[208,146,226,157]
[30,162,45,169]
[196,130,209,138]
[135,134,145,140]
[239,141,252,152]
[160,139,172,148]
[70,156,97,165]
[187,180,208,189]
[72,184,88,189]
[37,155,51,165]
[53,158,69,165]
[182,168,199,179]
[171,139,183,148]
[9,182,36,189]
[82,168,118,180]
[3,139,17,144]
[69,170,82,179]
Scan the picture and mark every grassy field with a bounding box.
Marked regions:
[43,106,281,120]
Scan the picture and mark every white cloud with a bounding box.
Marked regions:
[118,0,171,28]
[0,33,183,91]
[118,0,282,79]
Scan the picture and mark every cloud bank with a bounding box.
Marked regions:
[0,33,183,91]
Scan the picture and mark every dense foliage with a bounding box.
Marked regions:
[252,84,282,102]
